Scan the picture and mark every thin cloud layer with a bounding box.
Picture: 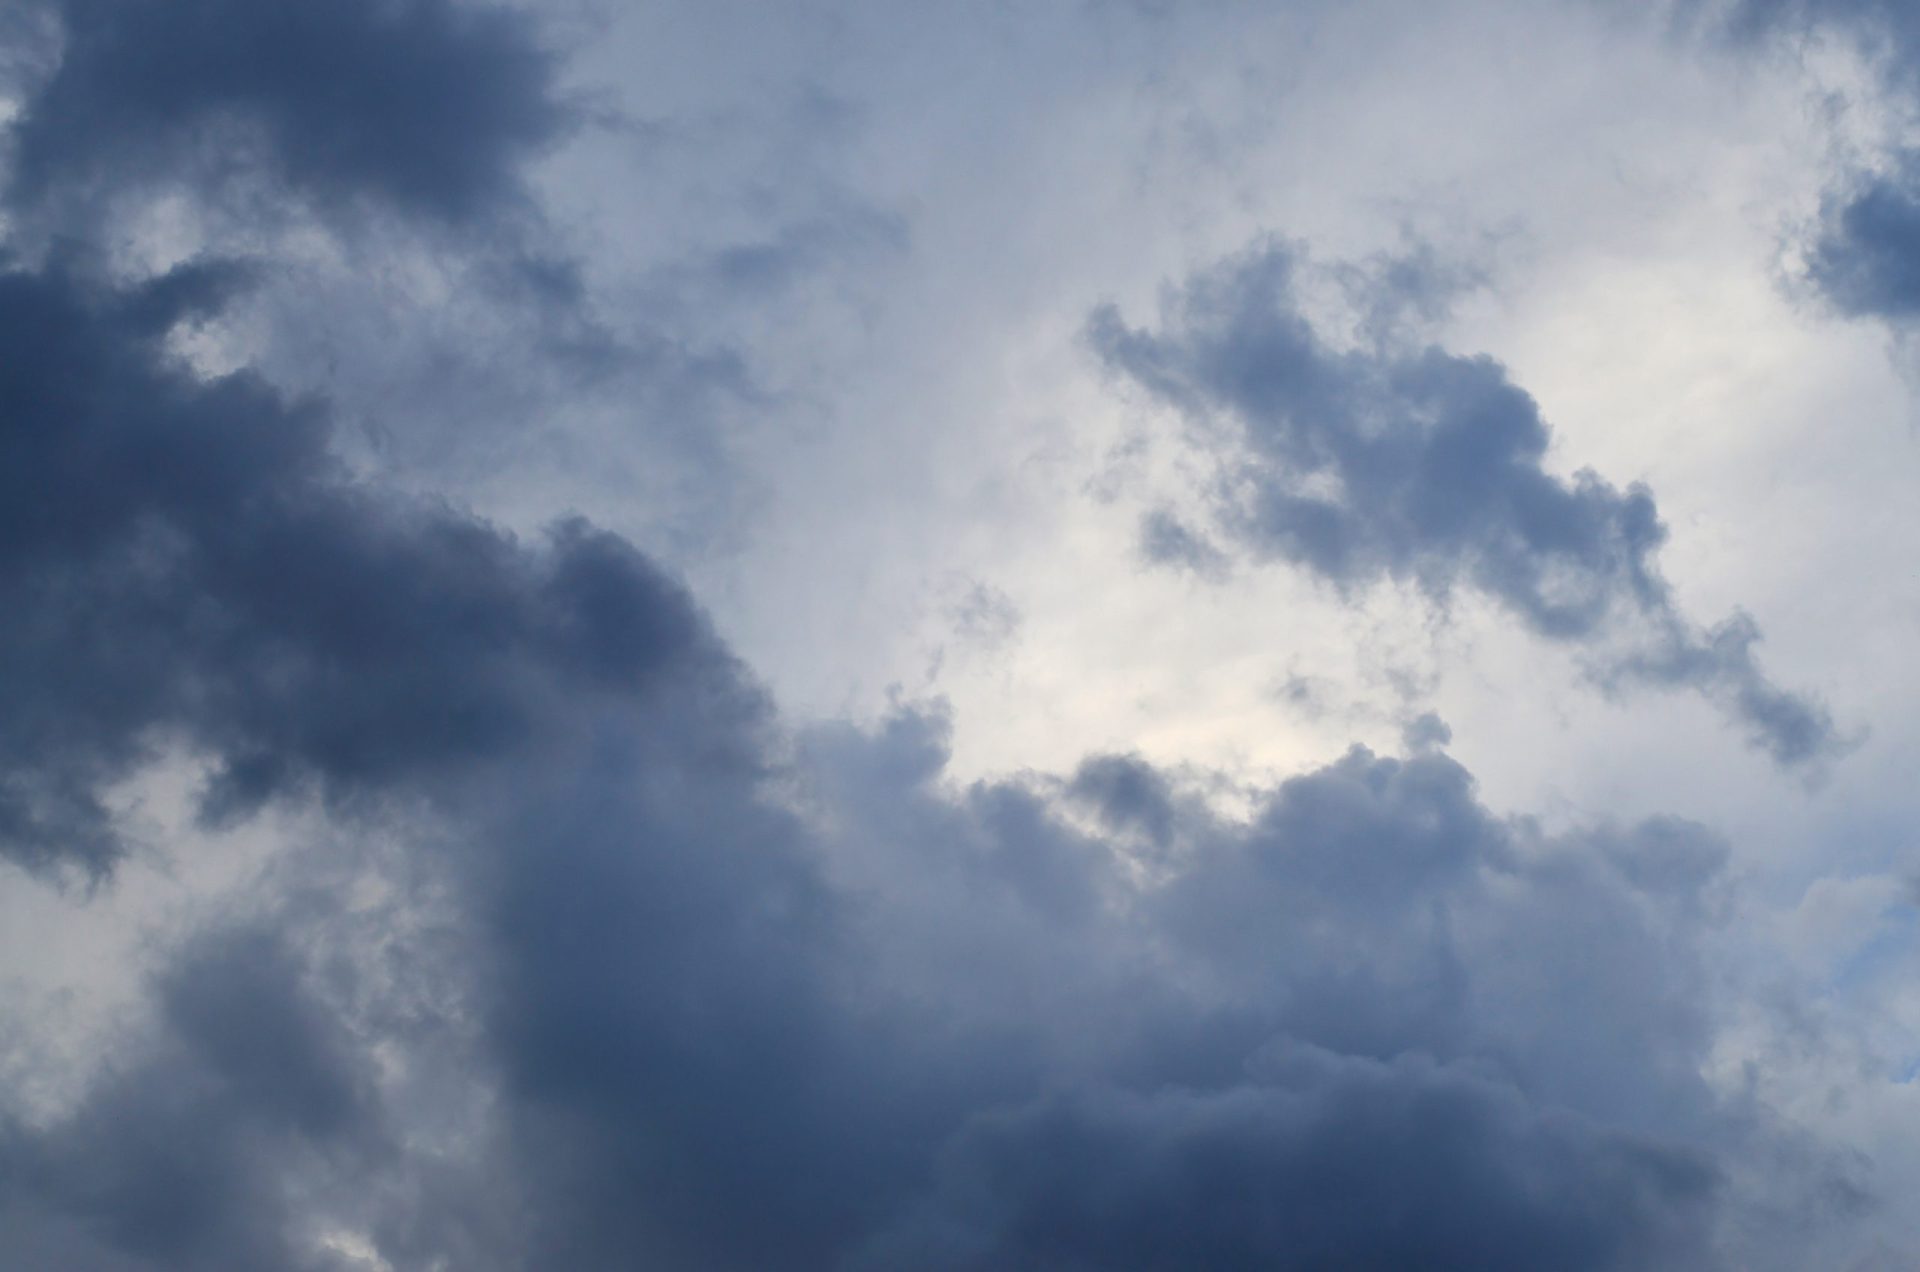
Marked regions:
[1,927,382,1271]
[1092,242,1843,767]
[1717,0,1920,91]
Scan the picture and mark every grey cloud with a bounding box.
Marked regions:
[1703,2,1920,322]
[1067,752,1179,848]
[1142,744,1726,1130]
[0,486,1835,1272]
[1091,241,1842,767]
[0,8,1878,1268]
[0,243,1825,1267]
[866,1049,1718,1272]
[6,0,569,224]
[0,927,379,1272]
[1805,154,1920,321]
[0,240,899,1265]
[1402,710,1454,751]
[0,256,721,877]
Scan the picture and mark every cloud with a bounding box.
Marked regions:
[0,272,1784,1260]
[0,926,380,1271]
[5,0,569,224]
[2,681,1776,1269]
[0,256,727,878]
[1804,153,1920,322]
[1712,1,1920,88]
[426,726,1781,1269]
[0,5,1887,1269]
[0,236,1851,1259]
[1702,2,1920,323]
[1091,241,1843,767]
[864,1048,1718,1272]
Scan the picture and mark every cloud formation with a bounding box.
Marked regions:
[0,254,734,878]
[1092,242,1842,767]
[0,3,1897,1269]
[868,1049,1717,1272]
[1706,1,1920,322]
[0,681,1763,1268]
[0,246,1776,1264]
[5,0,568,224]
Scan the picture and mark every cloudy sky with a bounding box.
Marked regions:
[3,0,1920,1267]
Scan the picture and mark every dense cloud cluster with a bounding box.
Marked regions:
[869,1052,1717,1272]
[0,1,1890,1268]
[1,682,1754,1268]
[1092,243,1841,767]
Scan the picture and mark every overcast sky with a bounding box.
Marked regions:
[4,1,1920,1268]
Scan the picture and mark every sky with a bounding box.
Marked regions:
[3,0,1920,1268]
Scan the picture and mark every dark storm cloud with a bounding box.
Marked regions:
[0,256,716,877]
[5,0,568,222]
[0,245,812,1269]
[0,7,1863,1269]
[473,714,1745,1271]
[0,234,1816,1268]
[1715,0,1920,90]
[0,435,1765,1269]
[1091,242,1842,767]
[1067,751,1179,848]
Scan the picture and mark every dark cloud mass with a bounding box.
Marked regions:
[1092,242,1842,767]
[1717,0,1920,90]
[0,256,720,878]
[0,3,1878,1270]
[1,678,1752,1269]
[1707,1,1920,321]
[1,928,378,1271]
[868,1050,1717,1272]
[1806,156,1920,320]
[0,255,1755,1258]
[5,0,567,221]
